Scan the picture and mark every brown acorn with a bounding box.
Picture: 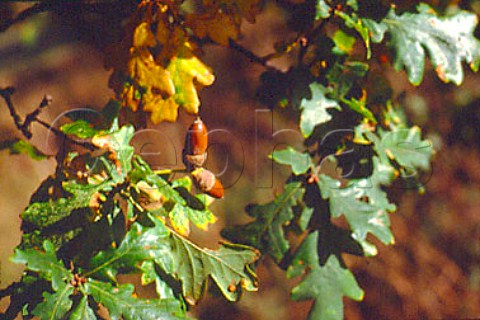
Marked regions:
[185,117,208,155]
[191,168,224,199]
[183,117,208,170]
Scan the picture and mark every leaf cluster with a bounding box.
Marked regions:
[1,104,258,319]
[223,1,478,319]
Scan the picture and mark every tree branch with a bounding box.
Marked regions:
[0,2,52,33]
[228,39,273,69]
[0,87,97,150]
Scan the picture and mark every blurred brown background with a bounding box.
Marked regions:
[1,1,480,319]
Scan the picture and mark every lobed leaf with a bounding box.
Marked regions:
[32,283,74,320]
[92,124,135,180]
[300,83,341,138]
[11,241,72,291]
[164,228,259,303]
[364,126,433,171]
[318,157,396,255]
[88,220,171,280]
[166,44,215,115]
[270,147,313,175]
[287,233,364,320]
[363,5,480,85]
[85,280,186,320]
[222,182,305,262]
[186,9,240,46]
[336,11,372,58]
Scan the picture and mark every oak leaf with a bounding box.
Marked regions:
[186,8,240,46]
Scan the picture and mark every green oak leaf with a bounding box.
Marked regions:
[222,182,305,262]
[366,127,433,171]
[364,5,480,85]
[88,219,171,280]
[331,29,356,55]
[85,280,187,320]
[336,11,372,58]
[92,124,135,181]
[69,296,97,320]
[270,147,313,175]
[11,241,72,291]
[0,139,49,160]
[60,120,99,139]
[32,282,74,320]
[316,0,331,19]
[318,157,396,255]
[171,203,217,235]
[298,206,314,232]
[300,83,341,138]
[287,232,364,320]
[164,228,259,303]
[21,180,107,228]
[140,261,176,299]
[131,156,216,234]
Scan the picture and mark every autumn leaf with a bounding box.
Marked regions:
[166,43,215,115]
[117,15,214,123]
[186,8,240,46]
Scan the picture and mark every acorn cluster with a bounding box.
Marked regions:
[182,118,224,198]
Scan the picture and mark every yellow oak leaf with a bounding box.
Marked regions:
[143,95,178,123]
[166,43,215,114]
[185,8,240,46]
[123,52,175,112]
[133,22,156,48]
[115,7,215,124]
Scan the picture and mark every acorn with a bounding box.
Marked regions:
[183,117,208,170]
[185,117,208,155]
[191,168,224,199]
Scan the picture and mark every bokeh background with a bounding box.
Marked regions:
[1,1,480,319]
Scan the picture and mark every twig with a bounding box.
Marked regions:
[0,87,25,135]
[228,39,273,69]
[0,86,97,151]
[0,2,52,33]
[21,94,52,138]
[0,282,19,299]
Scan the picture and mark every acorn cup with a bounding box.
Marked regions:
[191,168,224,199]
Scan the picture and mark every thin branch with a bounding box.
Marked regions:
[0,282,20,299]
[0,87,25,135]
[228,39,273,69]
[0,87,97,151]
[0,2,52,33]
[21,94,52,138]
